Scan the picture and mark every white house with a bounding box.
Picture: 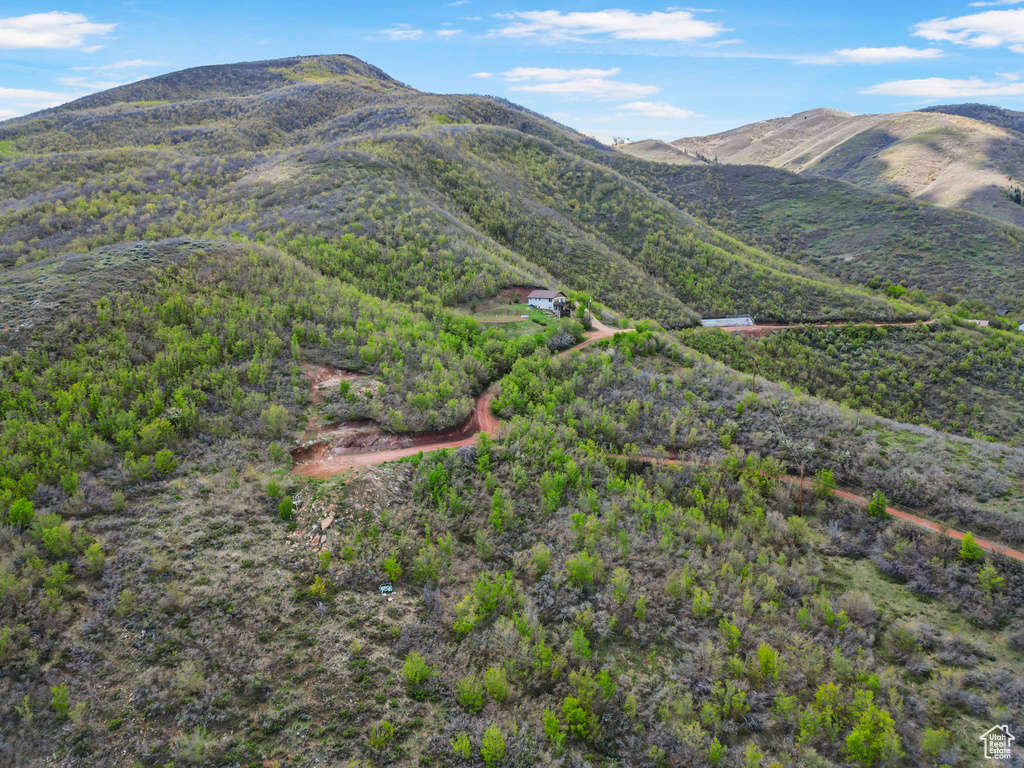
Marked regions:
[527,290,569,313]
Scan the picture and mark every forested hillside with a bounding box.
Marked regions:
[0,54,920,326]
[611,158,1024,311]
[1,55,1022,768]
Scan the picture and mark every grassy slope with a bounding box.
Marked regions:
[610,157,1024,309]
[669,107,1024,228]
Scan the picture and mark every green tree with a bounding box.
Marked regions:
[484,667,511,702]
[867,490,887,518]
[49,682,70,718]
[451,732,472,759]
[8,498,34,529]
[456,674,485,713]
[480,724,506,767]
[402,651,432,698]
[813,469,836,499]
[959,532,984,561]
[261,404,291,438]
[845,705,902,766]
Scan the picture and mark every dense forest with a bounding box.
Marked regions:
[0,55,1022,767]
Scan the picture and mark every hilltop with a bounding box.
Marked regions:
[0,55,919,326]
[663,106,1024,228]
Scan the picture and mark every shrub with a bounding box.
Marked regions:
[84,543,105,575]
[368,718,395,750]
[867,490,887,518]
[565,551,603,588]
[542,708,566,753]
[610,567,630,603]
[456,674,485,713]
[480,724,506,767]
[383,555,402,582]
[50,682,70,717]
[571,627,592,660]
[921,728,951,757]
[756,643,782,683]
[261,404,291,438]
[692,587,714,619]
[402,651,432,697]
[318,550,331,572]
[278,496,294,521]
[266,480,282,499]
[845,705,902,766]
[484,667,510,702]
[813,469,836,499]
[709,738,725,764]
[451,732,471,758]
[531,542,551,577]
[634,594,648,621]
[309,576,328,599]
[154,449,177,474]
[41,523,76,557]
[8,498,34,529]
[959,532,984,561]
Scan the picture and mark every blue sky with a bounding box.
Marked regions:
[6,2,1024,138]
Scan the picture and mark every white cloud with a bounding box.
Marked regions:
[863,74,1024,97]
[968,0,1023,7]
[801,46,945,65]
[502,66,621,82]
[0,11,115,50]
[471,71,494,78]
[0,86,72,114]
[498,66,658,99]
[616,100,704,119]
[511,78,658,99]
[913,9,1024,51]
[436,29,462,37]
[0,86,71,101]
[71,59,164,72]
[448,0,469,5]
[381,24,424,40]
[491,9,726,44]
[57,75,130,90]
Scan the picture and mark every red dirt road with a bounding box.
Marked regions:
[292,320,627,478]
[290,320,1023,562]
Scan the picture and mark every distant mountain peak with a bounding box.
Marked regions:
[57,54,406,112]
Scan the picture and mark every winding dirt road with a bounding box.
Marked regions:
[290,318,1022,562]
[292,318,623,478]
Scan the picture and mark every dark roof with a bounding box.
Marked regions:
[528,289,566,299]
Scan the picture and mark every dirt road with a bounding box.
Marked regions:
[290,318,1023,562]
[292,319,624,478]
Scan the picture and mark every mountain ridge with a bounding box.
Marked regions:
[642,104,1024,228]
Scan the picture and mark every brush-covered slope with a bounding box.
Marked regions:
[616,138,707,165]
[0,55,917,326]
[671,106,1024,228]
[612,157,1024,309]
[3,57,1024,768]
